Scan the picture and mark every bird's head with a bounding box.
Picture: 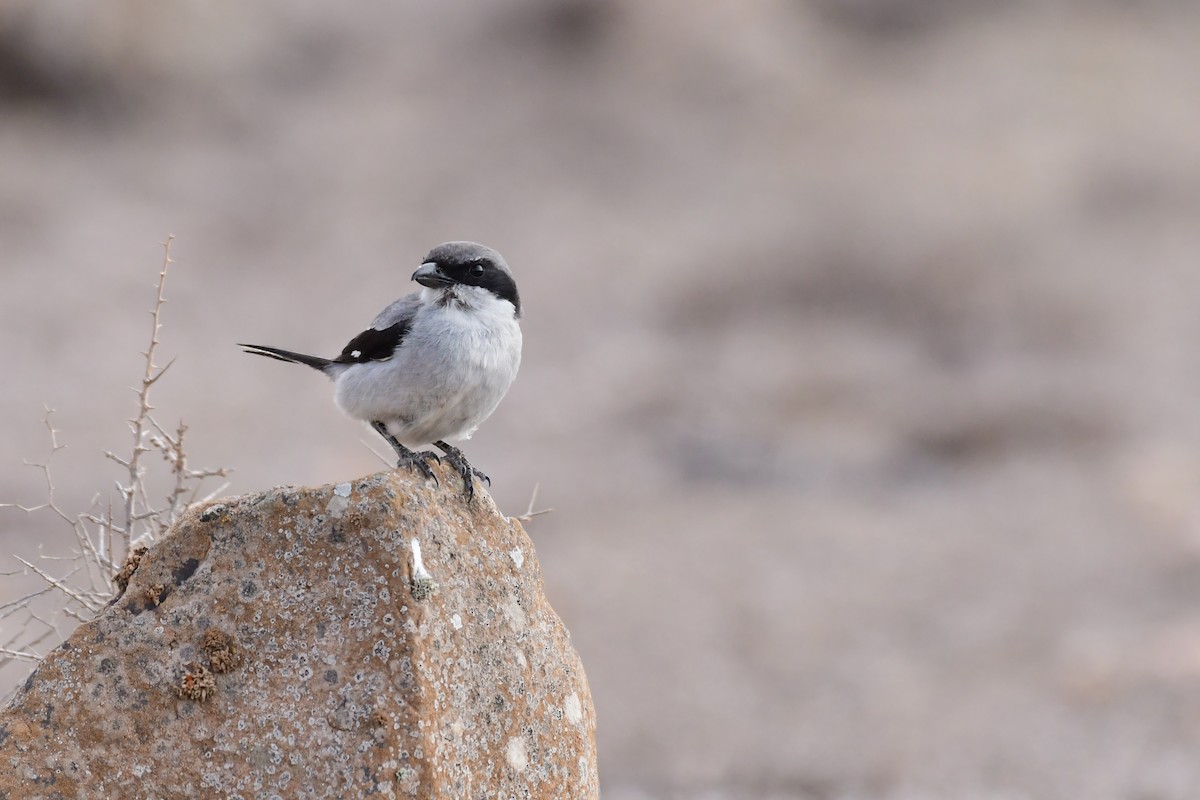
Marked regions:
[412,242,521,318]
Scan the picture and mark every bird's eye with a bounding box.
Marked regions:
[468,263,487,278]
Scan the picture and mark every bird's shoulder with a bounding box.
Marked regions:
[370,293,423,330]
[333,294,423,365]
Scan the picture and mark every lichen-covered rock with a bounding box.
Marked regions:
[0,469,598,799]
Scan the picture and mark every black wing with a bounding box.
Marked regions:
[332,320,412,365]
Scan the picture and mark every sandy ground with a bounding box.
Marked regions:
[4,2,1200,797]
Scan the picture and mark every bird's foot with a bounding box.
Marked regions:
[433,441,489,501]
[396,449,440,485]
[372,421,439,486]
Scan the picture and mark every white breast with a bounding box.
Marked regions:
[332,290,522,447]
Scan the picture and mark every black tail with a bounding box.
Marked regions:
[239,343,332,372]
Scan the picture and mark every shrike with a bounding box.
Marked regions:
[240,241,522,500]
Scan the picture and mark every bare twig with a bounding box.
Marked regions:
[361,438,396,469]
[120,235,174,549]
[515,483,555,523]
[0,647,44,664]
[12,557,103,615]
[0,587,57,616]
[0,236,232,694]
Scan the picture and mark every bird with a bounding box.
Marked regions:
[239,241,522,500]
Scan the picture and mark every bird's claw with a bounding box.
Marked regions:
[396,450,439,486]
[433,442,487,501]
[372,421,442,487]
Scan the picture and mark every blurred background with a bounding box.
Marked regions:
[3,1,1200,797]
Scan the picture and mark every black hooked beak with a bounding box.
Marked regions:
[412,262,455,288]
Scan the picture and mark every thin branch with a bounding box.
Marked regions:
[361,438,396,469]
[515,483,555,523]
[0,587,56,616]
[12,557,103,615]
[121,235,175,550]
[2,617,57,653]
[0,234,232,680]
[0,647,43,664]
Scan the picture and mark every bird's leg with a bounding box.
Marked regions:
[433,441,490,500]
[371,421,438,485]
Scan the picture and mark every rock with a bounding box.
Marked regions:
[0,469,598,799]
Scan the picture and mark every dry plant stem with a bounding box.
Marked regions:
[107,235,177,551]
[0,642,44,666]
[0,234,232,687]
[13,557,103,616]
[516,483,554,523]
[3,412,110,598]
[0,613,58,664]
[147,418,229,523]
[0,586,59,616]
[100,237,231,548]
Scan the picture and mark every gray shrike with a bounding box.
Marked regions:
[240,241,522,500]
